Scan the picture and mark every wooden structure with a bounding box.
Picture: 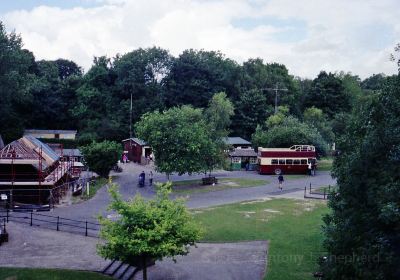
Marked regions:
[258,145,317,175]
[228,148,258,171]
[122,138,152,164]
[0,136,72,206]
[24,129,77,140]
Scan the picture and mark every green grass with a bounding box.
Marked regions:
[317,157,333,171]
[171,178,269,195]
[81,178,108,200]
[284,174,308,180]
[0,268,112,280]
[193,198,329,280]
[314,185,337,193]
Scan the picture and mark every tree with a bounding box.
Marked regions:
[135,106,211,178]
[303,106,334,143]
[163,49,240,108]
[252,116,328,156]
[80,140,122,178]
[321,72,400,279]
[203,92,234,174]
[98,183,203,280]
[0,22,36,143]
[303,71,350,117]
[231,89,270,139]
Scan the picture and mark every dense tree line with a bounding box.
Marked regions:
[0,21,393,150]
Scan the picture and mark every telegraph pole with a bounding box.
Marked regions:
[263,83,288,114]
[129,93,133,139]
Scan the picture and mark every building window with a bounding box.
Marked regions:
[250,157,257,164]
[55,133,60,139]
[232,157,241,163]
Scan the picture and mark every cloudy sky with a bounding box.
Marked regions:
[1,0,399,78]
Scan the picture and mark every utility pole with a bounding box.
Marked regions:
[129,93,133,139]
[263,83,288,114]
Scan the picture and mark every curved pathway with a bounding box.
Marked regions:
[49,162,335,221]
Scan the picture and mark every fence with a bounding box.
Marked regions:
[304,183,334,200]
[0,209,101,237]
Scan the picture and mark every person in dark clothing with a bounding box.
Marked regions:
[139,171,145,187]
[278,174,284,191]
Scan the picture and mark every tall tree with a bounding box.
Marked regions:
[135,106,212,178]
[322,72,400,279]
[0,22,35,143]
[231,89,270,139]
[163,49,239,108]
[303,71,350,117]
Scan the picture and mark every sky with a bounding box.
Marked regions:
[1,0,399,78]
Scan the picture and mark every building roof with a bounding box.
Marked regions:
[61,149,83,157]
[122,137,147,146]
[224,137,251,146]
[229,148,257,157]
[24,129,77,135]
[0,136,60,169]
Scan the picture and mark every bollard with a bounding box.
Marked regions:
[30,212,33,226]
[57,216,59,231]
[304,186,306,198]
[309,183,311,193]
[324,189,326,200]
[85,221,88,236]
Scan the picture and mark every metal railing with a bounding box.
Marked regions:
[304,183,334,200]
[0,209,101,237]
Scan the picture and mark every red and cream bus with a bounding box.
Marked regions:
[258,145,317,175]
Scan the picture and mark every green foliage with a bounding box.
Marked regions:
[265,106,289,128]
[80,140,122,178]
[164,49,240,108]
[136,106,212,176]
[98,183,203,279]
[252,116,328,156]
[303,71,350,117]
[0,22,35,142]
[303,107,334,143]
[322,73,400,279]
[231,89,271,138]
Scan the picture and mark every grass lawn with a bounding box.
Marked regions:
[314,185,337,193]
[317,157,333,171]
[193,198,329,280]
[0,268,112,280]
[73,177,108,203]
[284,174,308,180]
[171,177,269,195]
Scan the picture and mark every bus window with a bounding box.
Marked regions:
[293,159,300,165]
[286,159,293,165]
[301,159,307,164]
[279,159,285,164]
[271,159,278,164]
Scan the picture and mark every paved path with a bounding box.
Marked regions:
[49,162,335,221]
[1,222,268,280]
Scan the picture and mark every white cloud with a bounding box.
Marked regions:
[3,0,399,78]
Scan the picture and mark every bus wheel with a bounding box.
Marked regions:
[274,168,282,175]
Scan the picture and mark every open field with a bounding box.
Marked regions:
[172,177,269,195]
[0,268,111,280]
[193,198,329,280]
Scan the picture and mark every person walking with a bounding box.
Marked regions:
[278,174,284,191]
[308,162,312,176]
[149,171,153,186]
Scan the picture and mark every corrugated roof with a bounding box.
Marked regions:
[122,137,147,146]
[25,136,60,162]
[25,129,77,135]
[223,137,251,145]
[229,148,257,157]
[60,149,82,157]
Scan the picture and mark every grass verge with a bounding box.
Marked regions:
[317,158,333,171]
[0,268,112,280]
[172,178,269,195]
[72,177,108,203]
[193,198,329,280]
